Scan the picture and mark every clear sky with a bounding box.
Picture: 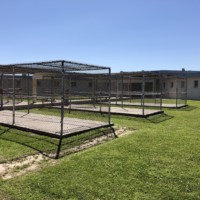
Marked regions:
[0,0,200,72]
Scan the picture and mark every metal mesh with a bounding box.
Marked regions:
[109,73,163,116]
[0,60,109,73]
[162,76,187,107]
[0,61,112,157]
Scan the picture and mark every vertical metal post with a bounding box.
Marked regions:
[176,77,178,108]
[56,61,65,159]
[159,74,163,111]
[116,79,118,104]
[93,76,96,104]
[12,66,15,125]
[27,73,30,114]
[121,72,124,107]
[108,68,111,125]
[69,75,71,113]
[92,77,95,102]
[51,76,53,105]
[154,78,156,104]
[100,94,102,113]
[185,76,188,105]
[1,74,3,109]
[96,77,98,104]
[142,75,145,116]
[129,76,131,102]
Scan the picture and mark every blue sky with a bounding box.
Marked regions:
[0,0,200,72]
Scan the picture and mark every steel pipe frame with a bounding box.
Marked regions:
[111,72,163,115]
[1,61,112,159]
[1,74,3,109]
[56,61,65,159]
[162,74,187,107]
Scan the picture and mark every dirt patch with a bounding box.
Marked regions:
[0,127,133,179]
[115,126,135,137]
[0,154,50,180]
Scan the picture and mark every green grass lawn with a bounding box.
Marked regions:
[0,100,200,199]
[121,98,186,105]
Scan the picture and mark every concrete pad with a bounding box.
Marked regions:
[0,110,111,138]
[67,105,163,117]
[110,101,187,108]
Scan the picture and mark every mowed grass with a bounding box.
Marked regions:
[0,126,110,162]
[0,100,200,199]
[122,97,186,105]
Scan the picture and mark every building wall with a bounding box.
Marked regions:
[162,78,187,99]
[1,76,32,95]
[187,77,200,100]
[2,73,199,100]
[111,78,156,94]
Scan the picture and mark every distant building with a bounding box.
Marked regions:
[1,69,200,100]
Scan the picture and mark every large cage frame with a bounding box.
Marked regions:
[0,60,113,158]
[110,71,163,116]
[161,72,188,108]
[110,70,188,111]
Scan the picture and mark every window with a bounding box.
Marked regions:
[163,82,166,89]
[16,80,21,88]
[123,83,129,90]
[145,82,153,92]
[194,80,198,88]
[131,83,142,91]
[37,80,41,87]
[171,82,174,88]
[88,82,92,88]
[71,82,76,87]
[118,83,122,90]
[181,81,185,88]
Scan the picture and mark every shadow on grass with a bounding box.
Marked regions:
[59,128,114,159]
[0,127,114,161]
[0,128,58,160]
[147,113,174,124]
[178,106,197,111]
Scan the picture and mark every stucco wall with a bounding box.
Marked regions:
[187,77,200,100]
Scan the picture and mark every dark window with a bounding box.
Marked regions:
[145,82,153,92]
[181,81,185,88]
[16,80,21,88]
[131,83,142,91]
[194,80,198,88]
[123,83,129,91]
[71,82,76,87]
[171,82,174,88]
[107,82,109,90]
[88,82,92,88]
[163,82,166,89]
[37,81,41,87]
[118,83,122,90]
